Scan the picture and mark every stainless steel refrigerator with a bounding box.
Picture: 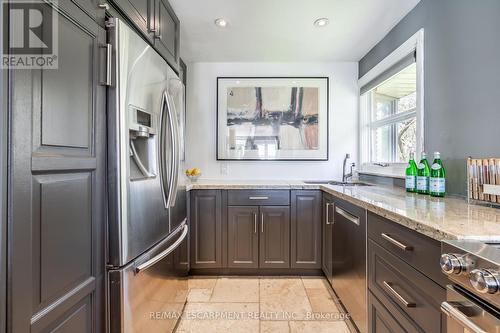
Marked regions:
[105,18,188,333]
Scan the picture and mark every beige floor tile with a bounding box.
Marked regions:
[301,277,329,291]
[305,288,340,315]
[289,320,351,333]
[187,289,212,302]
[210,277,259,302]
[260,321,290,333]
[177,302,259,333]
[260,278,313,320]
[188,277,217,290]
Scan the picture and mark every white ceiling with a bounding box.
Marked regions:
[169,0,420,63]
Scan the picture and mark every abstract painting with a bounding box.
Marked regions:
[217,77,328,160]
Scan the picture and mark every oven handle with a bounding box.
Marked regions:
[441,301,488,333]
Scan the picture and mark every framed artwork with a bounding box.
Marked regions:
[217,77,329,161]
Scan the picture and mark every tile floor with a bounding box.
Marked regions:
[175,276,352,333]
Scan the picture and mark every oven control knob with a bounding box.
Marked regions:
[469,269,499,294]
[440,254,466,275]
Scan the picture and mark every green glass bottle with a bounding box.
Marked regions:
[405,152,418,192]
[416,152,430,194]
[430,152,446,197]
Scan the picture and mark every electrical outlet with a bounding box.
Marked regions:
[220,162,228,175]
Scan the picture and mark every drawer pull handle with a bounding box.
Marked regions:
[382,281,416,308]
[381,233,413,251]
[335,206,359,225]
[249,196,269,200]
[261,213,264,233]
[325,202,334,225]
[254,213,257,234]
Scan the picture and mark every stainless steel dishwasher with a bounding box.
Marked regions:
[331,199,367,333]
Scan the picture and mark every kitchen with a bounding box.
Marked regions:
[1,0,500,332]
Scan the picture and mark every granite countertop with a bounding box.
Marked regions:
[187,180,500,242]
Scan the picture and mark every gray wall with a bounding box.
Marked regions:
[359,0,500,196]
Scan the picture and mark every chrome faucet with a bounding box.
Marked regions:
[342,153,356,182]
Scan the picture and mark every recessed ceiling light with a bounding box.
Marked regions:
[314,18,329,28]
[214,18,228,28]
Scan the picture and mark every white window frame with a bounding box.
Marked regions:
[358,29,424,178]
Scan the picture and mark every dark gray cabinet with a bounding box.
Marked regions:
[153,0,180,70]
[227,206,259,268]
[322,193,334,282]
[368,240,444,333]
[112,0,152,34]
[111,0,180,71]
[260,206,290,268]
[291,191,322,269]
[8,2,106,332]
[190,190,223,269]
[191,189,325,273]
[367,212,446,333]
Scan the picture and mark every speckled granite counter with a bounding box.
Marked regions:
[187,180,500,242]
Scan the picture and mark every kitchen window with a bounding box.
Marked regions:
[359,29,424,175]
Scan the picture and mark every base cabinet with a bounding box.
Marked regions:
[291,191,322,269]
[321,194,334,282]
[190,190,223,269]
[227,206,259,268]
[259,206,290,268]
[367,212,445,333]
[190,190,323,273]
[228,205,290,269]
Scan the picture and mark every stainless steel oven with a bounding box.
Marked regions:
[440,240,500,333]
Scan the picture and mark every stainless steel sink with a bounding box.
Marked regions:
[303,180,372,186]
[329,181,372,186]
[303,180,332,184]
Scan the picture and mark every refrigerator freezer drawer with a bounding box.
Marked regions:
[108,222,189,333]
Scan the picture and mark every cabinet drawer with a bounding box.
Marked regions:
[368,240,445,333]
[227,190,290,206]
[368,291,421,333]
[367,211,446,286]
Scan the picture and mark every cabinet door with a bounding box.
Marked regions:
[227,207,259,268]
[153,0,180,71]
[8,2,106,332]
[259,206,290,268]
[190,190,223,268]
[321,196,334,281]
[111,0,153,38]
[290,191,322,269]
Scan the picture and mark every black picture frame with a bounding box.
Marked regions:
[216,76,329,161]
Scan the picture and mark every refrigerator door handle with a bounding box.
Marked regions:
[158,92,168,208]
[169,94,180,207]
[164,92,178,208]
[134,220,188,274]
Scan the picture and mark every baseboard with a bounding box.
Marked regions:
[189,268,323,276]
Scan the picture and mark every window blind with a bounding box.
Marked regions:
[360,51,416,95]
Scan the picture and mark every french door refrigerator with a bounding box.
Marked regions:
[106,18,188,333]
